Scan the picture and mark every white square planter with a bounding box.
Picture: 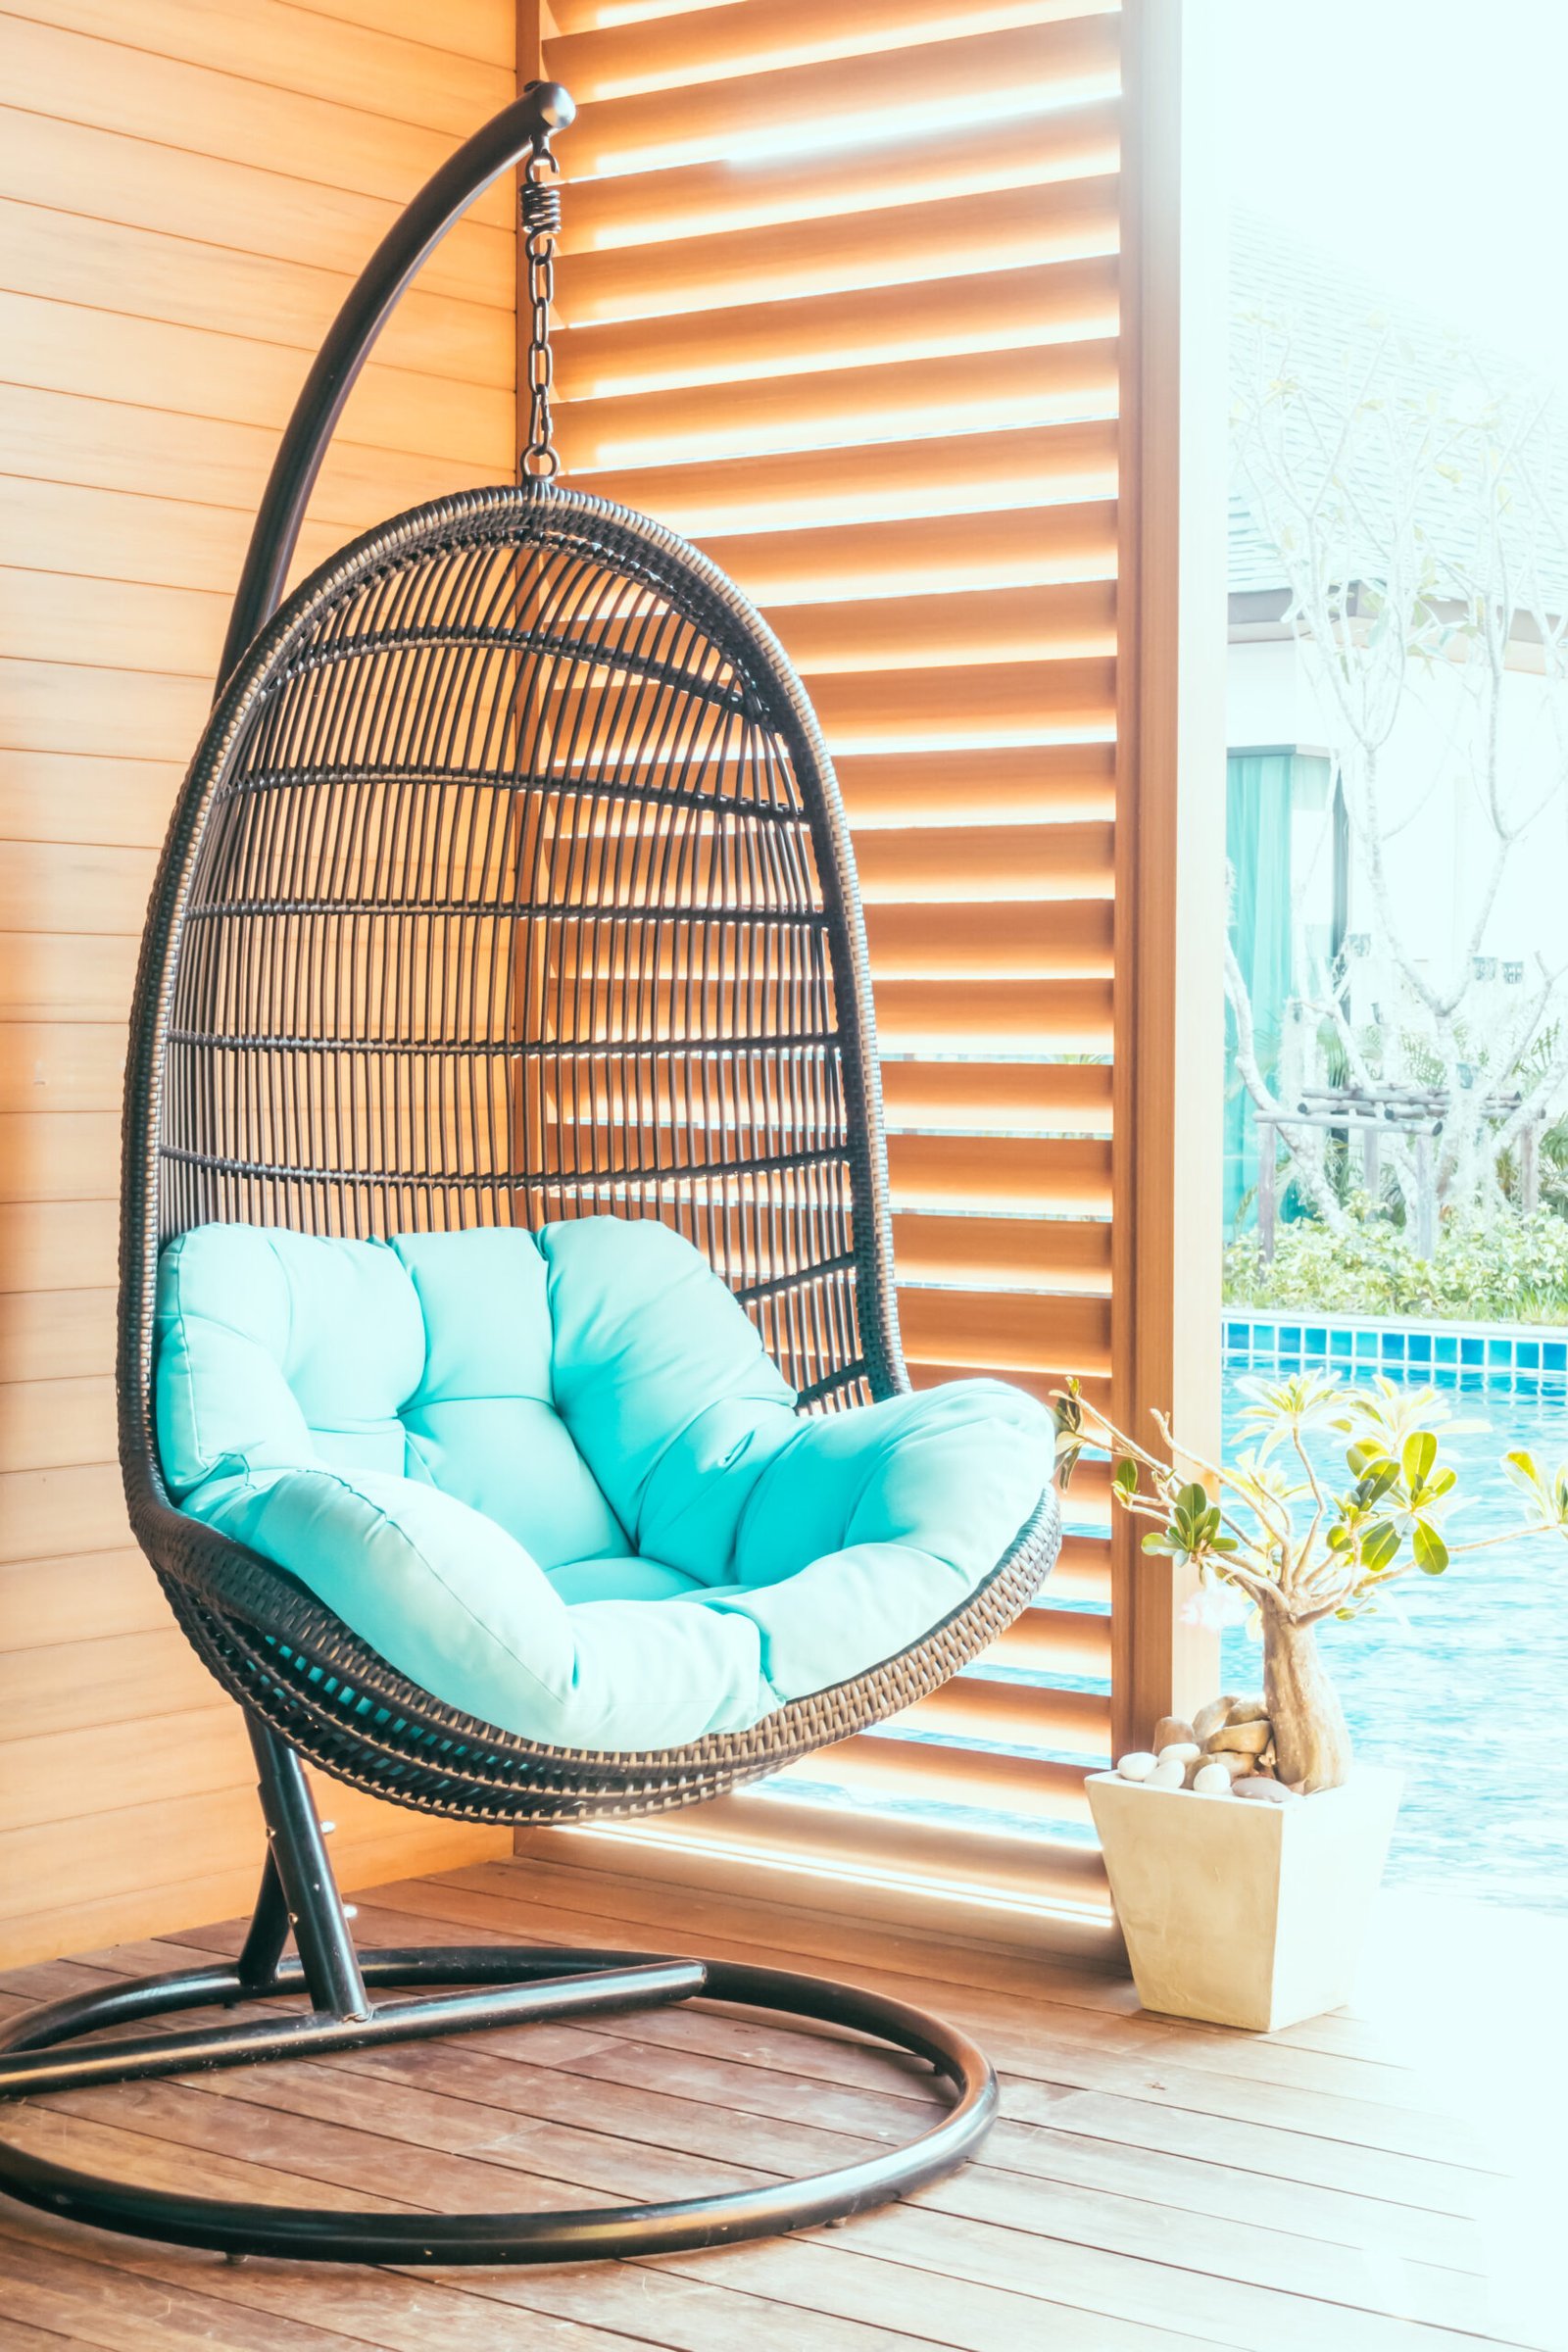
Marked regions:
[1086,1766,1402,2033]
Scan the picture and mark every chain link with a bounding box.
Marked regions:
[520,144,562,480]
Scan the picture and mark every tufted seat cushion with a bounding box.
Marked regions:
[155,1217,1051,1751]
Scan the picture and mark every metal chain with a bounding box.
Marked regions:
[520,144,562,480]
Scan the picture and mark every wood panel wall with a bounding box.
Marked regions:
[0,0,519,1967]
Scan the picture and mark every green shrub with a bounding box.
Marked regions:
[1224,1206,1568,1324]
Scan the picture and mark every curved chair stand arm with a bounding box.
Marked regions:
[219,78,575,683]
[24,80,1050,2271]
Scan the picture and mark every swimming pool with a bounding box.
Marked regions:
[1221,1356,1568,1914]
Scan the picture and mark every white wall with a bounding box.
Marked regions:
[1227,636,1568,983]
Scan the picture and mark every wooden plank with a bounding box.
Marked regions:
[0,931,141,1021]
[0,1022,126,1111]
[0,1460,128,1565]
[0,287,512,458]
[0,1113,121,1203]
[0,1286,116,1379]
[0,383,502,538]
[0,1372,115,1471]
[1106,0,1227,1751]
[0,12,514,220]
[0,0,519,1968]
[0,1546,169,1652]
[170,1888,1507,2224]
[0,1787,508,1967]
[0,659,211,765]
[10,0,511,135]
[13,1929,1510,2349]
[0,1701,245,1831]
[0,105,509,303]
[0,199,513,389]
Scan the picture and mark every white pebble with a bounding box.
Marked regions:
[1156,1741,1201,1768]
[1146,1756,1187,1788]
[1116,1751,1158,1782]
[1192,1762,1234,1796]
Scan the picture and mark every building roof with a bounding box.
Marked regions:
[1228,214,1568,606]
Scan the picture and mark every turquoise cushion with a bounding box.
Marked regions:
[156,1217,1052,1750]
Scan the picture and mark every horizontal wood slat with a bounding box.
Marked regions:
[0,287,512,459]
[0,13,514,222]
[0,0,521,1963]
[0,105,510,305]
[550,0,1113,102]
[541,0,1132,1905]
[9,0,511,134]
[563,100,1121,261]
[696,506,1121,612]
[556,259,1119,400]
[556,341,1119,473]
[559,176,1118,327]
[557,17,1120,178]
[784,1732,1098,1824]
[0,198,513,389]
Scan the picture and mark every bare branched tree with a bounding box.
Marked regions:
[1230,302,1568,1240]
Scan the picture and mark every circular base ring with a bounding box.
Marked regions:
[0,1949,996,2264]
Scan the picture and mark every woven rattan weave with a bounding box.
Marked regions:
[119,480,1060,1824]
[0,84,1062,2267]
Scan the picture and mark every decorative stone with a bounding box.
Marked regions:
[1156,1741,1201,1770]
[1152,1715,1196,1753]
[1116,1751,1158,1782]
[1192,1694,1242,1741]
[1192,1762,1235,1796]
[1203,1719,1272,1758]
[1225,1696,1270,1726]
[1146,1756,1187,1788]
[1233,1776,1297,1802]
[1209,1751,1254,1782]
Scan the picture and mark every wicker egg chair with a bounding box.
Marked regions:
[0,84,1060,2265]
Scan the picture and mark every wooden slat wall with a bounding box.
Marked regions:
[0,0,520,1967]
[525,0,1222,1944]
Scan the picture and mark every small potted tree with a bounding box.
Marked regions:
[1057,1373,1568,2031]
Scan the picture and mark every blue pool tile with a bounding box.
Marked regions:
[1254,1323,1277,1350]
[1488,1338,1511,1367]
[1435,1334,1459,1364]
[1381,1332,1406,1358]
[1461,1337,1484,1365]
[1330,1329,1352,1357]
[1226,1322,1247,1348]
[1519,1342,1541,1370]
[1546,1342,1568,1373]
[1304,1328,1328,1356]
[1278,1326,1299,1351]
[1408,1333,1432,1362]
[1354,1332,1377,1358]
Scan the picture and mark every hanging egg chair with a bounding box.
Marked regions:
[0,83,1061,2265]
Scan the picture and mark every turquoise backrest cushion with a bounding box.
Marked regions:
[156,1217,1052,1750]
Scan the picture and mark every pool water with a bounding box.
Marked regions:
[1221,1364,1568,1914]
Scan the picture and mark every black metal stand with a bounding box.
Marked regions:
[0,1719,997,2263]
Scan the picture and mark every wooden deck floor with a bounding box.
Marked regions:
[0,1849,1560,2352]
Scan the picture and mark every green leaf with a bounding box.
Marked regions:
[1176,1482,1210,1519]
[1142,1532,1180,1555]
[1113,1457,1139,1494]
[1402,1431,1439,1488]
[1361,1521,1400,1574]
[1412,1520,1448,1575]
